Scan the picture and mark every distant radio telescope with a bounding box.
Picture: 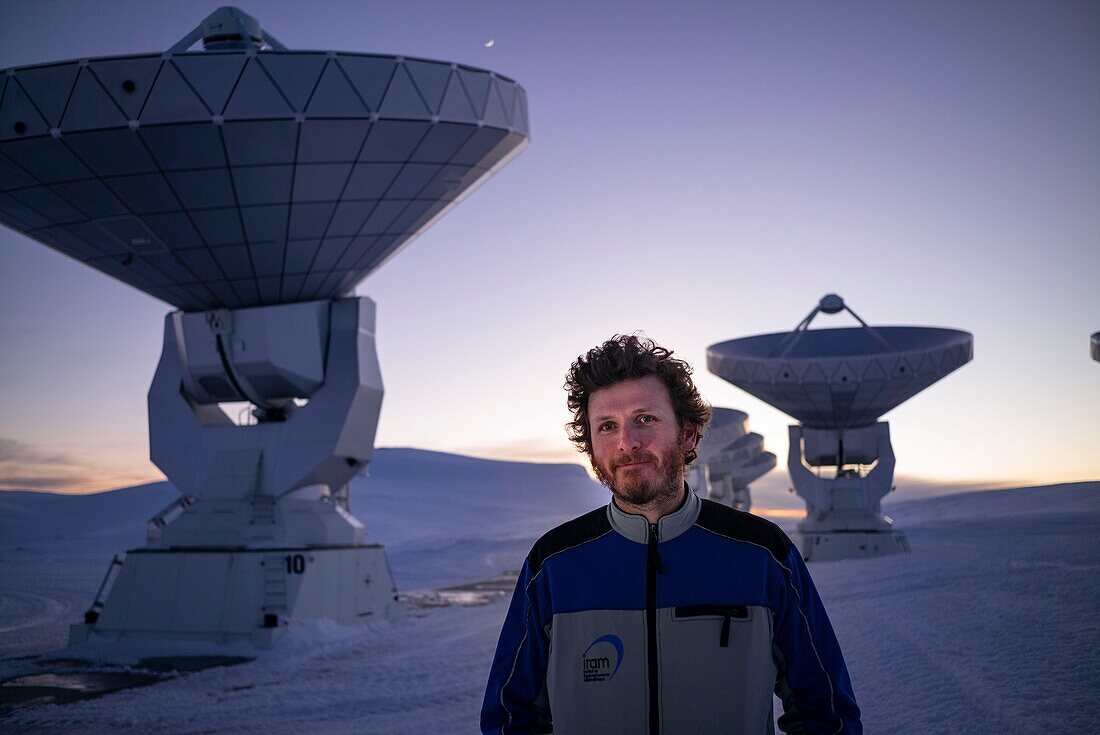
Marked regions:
[707,294,973,562]
[687,407,776,512]
[0,6,529,646]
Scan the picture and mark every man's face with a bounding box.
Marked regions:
[588,375,697,508]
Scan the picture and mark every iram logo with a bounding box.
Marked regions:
[581,634,624,683]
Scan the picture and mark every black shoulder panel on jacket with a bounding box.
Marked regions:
[527,506,611,574]
[696,499,793,561]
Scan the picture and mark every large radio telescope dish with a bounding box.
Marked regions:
[0,6,529,310]
[3,6,531,647]
[708,296,973,428]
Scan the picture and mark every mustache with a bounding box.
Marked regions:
[612,453,657,470]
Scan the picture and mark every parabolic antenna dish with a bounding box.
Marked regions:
[0,9,529,310]
[707,295,973,429]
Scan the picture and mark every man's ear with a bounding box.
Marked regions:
[681,424,699,453]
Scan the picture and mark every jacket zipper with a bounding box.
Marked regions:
[647,522,662,735]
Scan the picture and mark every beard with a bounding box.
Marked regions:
[593,442,686,509]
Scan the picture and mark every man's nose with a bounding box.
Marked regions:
[618,425,642,451]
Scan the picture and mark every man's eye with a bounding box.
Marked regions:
[638,415,656,424]
[598,422,615,432]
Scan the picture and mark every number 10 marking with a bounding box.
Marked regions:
[285,554,306,574]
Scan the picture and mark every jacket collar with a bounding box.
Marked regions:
[606,483,701,544]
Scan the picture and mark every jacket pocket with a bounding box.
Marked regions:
[673,604,749,647]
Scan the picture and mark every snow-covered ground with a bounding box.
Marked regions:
[1,449,1097,734]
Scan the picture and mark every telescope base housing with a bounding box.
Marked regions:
[792,529,910,563]
[69,545,404,649]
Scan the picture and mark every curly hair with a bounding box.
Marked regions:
[565,334,711,465]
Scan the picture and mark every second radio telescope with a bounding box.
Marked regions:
[708,294,973,561]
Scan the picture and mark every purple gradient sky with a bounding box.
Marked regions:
[1,1,1097,494]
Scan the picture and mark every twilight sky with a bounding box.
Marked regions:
[1,0,1097,494]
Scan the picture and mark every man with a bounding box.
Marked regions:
[482,335,861,734]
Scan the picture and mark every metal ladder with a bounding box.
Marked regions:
[250,494,277,542]
[262,553,288,623]
[84,554,125,624]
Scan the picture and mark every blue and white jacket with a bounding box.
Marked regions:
[482,488,861,734]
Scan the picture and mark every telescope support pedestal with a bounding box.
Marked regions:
[704,472,753,512]
[70,298,404,648]
[788,423,909,562]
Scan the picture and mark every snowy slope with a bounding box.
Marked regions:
[354,448,604,590]
[816,481,1100,734]
[0,449,603,659]
[1,452,1097,734]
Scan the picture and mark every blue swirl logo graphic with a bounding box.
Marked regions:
[582,634,624,682]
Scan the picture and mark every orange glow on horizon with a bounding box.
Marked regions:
[752,507,806,519]
[0,465,165,496]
